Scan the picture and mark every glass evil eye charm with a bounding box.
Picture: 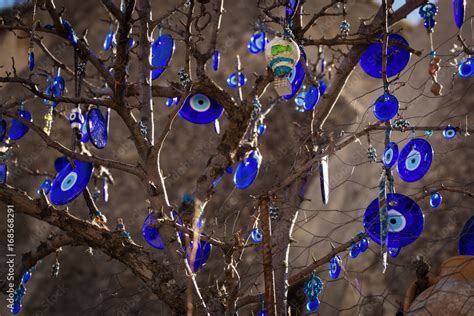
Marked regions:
[388,247,401,257]
[329,256,341,279]
[383,142,399,169]
[87,108,109,149]
[250,228,263,243]
[452,0,466,29]
[363,193,424,248]
[442,125,457,139]
[103,28,114,51]
[62,20,78,46]
[349,243,360,258]
[69,108,84,129]
[142,213,164,249]
[458,58,473,78]
[303,85,320,111]
[0,117,7,142]
[21,271,31,284]
[28,50,34,71]
[458,216,474,256]
[227,72,247,89]
[234,150,262,189]
[359,237,369,252]
[429,192,442,208]
[8,110,32,141]
[36,178,52,196]
[257,123,266,136]
[397,138,433,183]
[0,163,7,184]
[151,34,175,80]
[282,50,306,100]
[248,32,268,54]
[187,240,212,272]
[50,160,93,205]
[373,93,399,121]
[212,50,220,71]
[179,93,224,124]
[285,0,298,20]
[54,156,69,173]
[319,79,327,96]
[360,34,411,78]
[306,299,320,312]
[304,271,323,309]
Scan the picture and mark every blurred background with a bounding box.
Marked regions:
[0,0,473,315]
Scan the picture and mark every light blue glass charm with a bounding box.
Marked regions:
[424,130,433,137]
[250,228,263,243]
[373,93,399,121]
[383,142,399,169]
[227,72,247,89]
[442,125,457,139]
[329,256,341,279]
[458,58,473,78]
[294,90,306,112]
[419,3,438,31]
[233,150,262,189]
[429,192,442,208]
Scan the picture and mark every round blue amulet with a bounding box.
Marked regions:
[383,142,399,169]
[306,299,319,312]
[429,192,442,208]
[458,58,473,78]
[257,124,266,136]
[250,228,263,243]
[373,93,399,121]
[329,256,341,279]
[227,72,247,89]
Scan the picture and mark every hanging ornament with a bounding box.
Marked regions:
[282,50,306,100]
[0,162,7,184]
[392,118,410,132]
[359,236,369,252]
[103,24,114,51]
[69,107,84,130]
[349,242,361,258]
[269,205,280,221]
[233,150,262,189]
[0,115,6,142]
[50,160,93,205]
[179,93,224,124]
[383,142,399,169]
[250,228,263,243]
[187,240,212,272]
[227,72,247,89]
[87,106,109,149]
[212,50,220,71]
[397,138,433,182]
[151,33,175,80]
[452,0,466,29]
[116,218,132,240]
[458,216,474,256]
[248,31,268,54]
[27,0,37,72]
[265,30,301,96]
[373,93,399,122]
[367,145,377,163]
[429,192,442,208]
[257,123,266,136]
[91,210,107,226]
[302,85,320,111]
[8,106,32,141]
[388,247,401,257]
[458,57,473,78]
[424,130,433,137]
[329,255,341,279]
[36,178,52,196]
[62,20,79,46]
[304,271,323,312]
[142,212,164,249]
[339,20,350,37]
[442,125,457,139]
[284,0,299,20]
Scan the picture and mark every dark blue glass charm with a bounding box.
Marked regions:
[36,178,52,196]
[329,256,341,279]
[0,117,7,142]
[359,237,369,252]
[11,303,21,315]
[28,50,34,71]
[442,125,457,139]
[21,271,31,284]
[179,93,224,124]
[282,51,306,100]
[306,299,320,312]
[0,163,7,184]
[227,72,247,89]
[151,34,175,80]
[320,156,329,205]
[187,240,212,272]
[248,32,268,54]
[388,247,401,258]
[373,93,399,121]
[349,242,360,258]
[429,192,442,208]
[103,28,114,51]
[54,156,69,173]
[50,160,93,205]
[360,34,411,78]
[8,110,32,141]
[452,0,466,29]
[257,123,266,136]
[212,50,220,71]
[458,216,474,256]
[62,20,78,46]
[233,150,262,189]
[250,228,263,243]
[383,142,399,169]
[142,213,164,249]
[419,3,438,31]
[458,58,473,78]
[397,138,433,182]
[285,0,299,20]
[364,193,424,248]
[319,79,327,96]
[303,85,320,111]
[87,108,108,149]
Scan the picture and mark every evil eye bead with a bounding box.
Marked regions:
[0,117,7,142]
[248,32,268,54]
[306,299,320,312]
[458,216,474,256]
[257,123,266,136]
[442,125,457,140]
[69,108,84,129]
[397,138,433,183]
[329,256,341,279]
[303,85,320,111]
[364,193,424,248]
[359,238,369,252]
[349,243,360,258]
[282,50,306,100]
[103,30,114,51]
[8,110,32,141]
[21,271,31,284]
[227,72,247,89]
[212,50,220,71]
[0,163,7,184]
[187,240,212,272]
[234,150,262,189]
[151,34,175,80]
[36,178,52,196]
[383,142,399,169]
[429,192,442,208]
[452,0,466,29]
[142,213,164,249]
[250,228,263,243]
[388,247,401,258]
[50,160,93,205]
[54,156,69,173]
[373,93,399,121]
[458,58,473,78]
[60,171,77,191]
[319,79,327,96]
[87,108,109,149]
[180,93,224,124]
[190,94,211,112]
[28,50,35,71]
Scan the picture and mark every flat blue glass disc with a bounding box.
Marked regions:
[188,240,211,272]
[383,142,399,169]
[50,160,93,205]
[227,72,247,89]
[442,126,457,139]
[373,93,399,121]
[8,110,32,140]
[453,0,466,29]
[234,150,262,189]
[179,93,224,124]
[87,108,108,149]
[458,216,474,255]
[282,51,306,100]
[250,228,263,243]
[142,213,164,249]
[397,138,433,182]
[320,156,329,205]
[429,192,442,208]
[0,163,7,184]
[248,32,268,54]
[360,34,411,78]
[54,156,69,173]
[329,256,341,279]
[0,118,7,142]
[151,34,175,80]
[303,85,320,111]
[364,193,424,248]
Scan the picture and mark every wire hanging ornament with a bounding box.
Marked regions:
[27,0,38,72]
[339,2,350,37]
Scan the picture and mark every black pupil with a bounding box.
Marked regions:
[411,158,416,163]
[198,100,204,105]
[390,218,397,224]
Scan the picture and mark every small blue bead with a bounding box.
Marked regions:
[11,303,21,315]
[306,299,320,312]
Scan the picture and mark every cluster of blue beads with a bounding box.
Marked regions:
[11,270,33,314]
[419,3,438,31]
[116,223,132,240]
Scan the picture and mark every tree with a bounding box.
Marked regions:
[0,0,473,315]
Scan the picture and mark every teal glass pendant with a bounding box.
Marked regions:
[429,192,442,208]
[304,271,323,312]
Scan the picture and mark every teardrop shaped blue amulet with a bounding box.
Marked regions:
[306,299,319,312]
[87,108,109,149]
[359,237,369,252]
[429,192,442,208]
[373,93,399,121]
[389,247,401,257]
[187,240,212,272]
[364,193,424,248]
[8,110,32,141]
[458,58,473,78]
[452,0,466,29]
[383,142,399,169]
[103,30,114,51]
[151,34,175,80]
[397,138,433,183]
[303,85,320,111]
[142,213,164,249]
[50,160,93,205]
[360,34,411,78]
[233,150,262,189]
[179,93,224,124]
